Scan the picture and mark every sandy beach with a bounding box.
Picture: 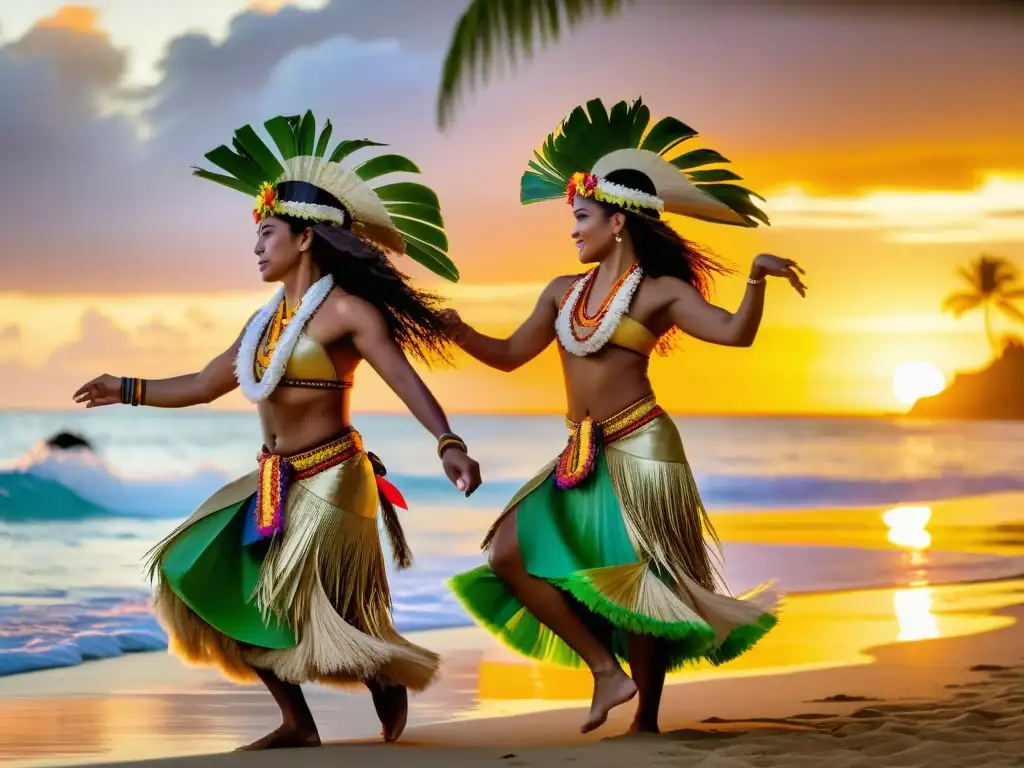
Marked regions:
[2,583,1022,767]
[3,492,1024,767]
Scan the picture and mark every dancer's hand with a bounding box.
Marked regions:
[751,254,807,297]
[73,374,122,408]
[442,448,482,497]
[439,309,471,345]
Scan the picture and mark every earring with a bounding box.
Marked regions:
[614,233,622,243]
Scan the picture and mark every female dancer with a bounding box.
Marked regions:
[446,98,805,735]
[73,111,481,750]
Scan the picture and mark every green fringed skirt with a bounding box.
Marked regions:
[449,402,779,672]
[143,431,441,691]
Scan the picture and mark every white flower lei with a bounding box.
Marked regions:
[276,201,348,226]
[235,274,335,402]
[595,179,665,213]
[555,266,644,357]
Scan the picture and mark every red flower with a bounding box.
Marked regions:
[565,172,598,205]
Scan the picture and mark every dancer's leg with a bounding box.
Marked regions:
[488,510,637,733]
[626,634,668,734]
[237,667,321,750]
[367,678,408,742]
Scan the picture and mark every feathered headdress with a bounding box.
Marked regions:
[192,110,459,282]
[521,97,768,228]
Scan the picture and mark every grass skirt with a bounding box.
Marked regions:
[448,401,779,672]
[143,431,440,690]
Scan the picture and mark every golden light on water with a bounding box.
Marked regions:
[882,504,940,641]
[882,504,933,551]
[892,587,941,642]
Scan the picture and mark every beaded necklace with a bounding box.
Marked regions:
[255,298,300,375]
[555,263,643,357]
[235,275,335,402]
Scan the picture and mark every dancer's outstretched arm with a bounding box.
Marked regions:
[666,254,806,348]
[443,275,574,371]
[72,324,246,409]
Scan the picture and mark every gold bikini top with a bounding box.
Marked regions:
[554,312,657,357]
[254,328,353,390]
[557,269,658,358]
[610,314,658,357]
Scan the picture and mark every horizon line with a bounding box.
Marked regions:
[0,406,912,420]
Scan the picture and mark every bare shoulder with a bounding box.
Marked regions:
[545,273,584,303]
[645,274,700,304]
[319,290,386,337]
[234,308,261,342]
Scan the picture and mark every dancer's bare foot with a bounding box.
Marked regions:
[581,668,637,734]
[626,718,660,735]
[236,724,321,751]
[370,681,408,742]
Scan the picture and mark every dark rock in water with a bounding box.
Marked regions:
[44,432,94,451]
[908,340,1024,421]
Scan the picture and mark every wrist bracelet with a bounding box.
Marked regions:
[747,277,766,285]
[120,377,146,406]
[437,432,467,459]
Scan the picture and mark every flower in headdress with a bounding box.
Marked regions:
[565,172,598,204]
[253,182,278,223]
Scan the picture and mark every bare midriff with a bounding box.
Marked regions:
[560,344,655,423]
[257,343,360,456]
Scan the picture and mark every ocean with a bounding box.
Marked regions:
[3,408,1024,679]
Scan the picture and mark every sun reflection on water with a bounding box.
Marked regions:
[882,504,941,641]
[892,587,940,641]
[882,504,932,552]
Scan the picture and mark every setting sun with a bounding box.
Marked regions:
[892,361,947,406]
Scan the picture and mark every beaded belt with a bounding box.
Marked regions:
[555,395,664,490]
[246,429,406,544]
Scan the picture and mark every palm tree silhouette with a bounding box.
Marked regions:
[942,254,1024,355]
[436,0,631,128]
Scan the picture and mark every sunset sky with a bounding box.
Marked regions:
[0,0,1021,414]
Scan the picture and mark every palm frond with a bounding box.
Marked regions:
[519,97,767,226]
[955,264,982,292]
[953,254,1024,299]
[995,299,1024,324]
[941,290,983,317]
[436,0,631,129]
[520,97,653,203]
[192,112,457,281]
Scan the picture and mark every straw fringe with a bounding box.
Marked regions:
[254,483,391,637]
[603,445,726,594]
[151,581,259,683]
[460,428,780,670]
[146,467,441,691]
[244,569,438,689]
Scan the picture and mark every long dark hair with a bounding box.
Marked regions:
[279,215,455,366]
[597,169,733,299]
[596,169,733,354]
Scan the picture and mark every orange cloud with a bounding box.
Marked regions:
[35,6,104,36]
[247,0,297,14]
[765,174,1024,244]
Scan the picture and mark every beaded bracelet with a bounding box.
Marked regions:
[436,432,467,459]
[120,377,146,406]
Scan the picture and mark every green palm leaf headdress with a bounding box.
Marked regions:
[192,110,459,282]
[521,97,768,228]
